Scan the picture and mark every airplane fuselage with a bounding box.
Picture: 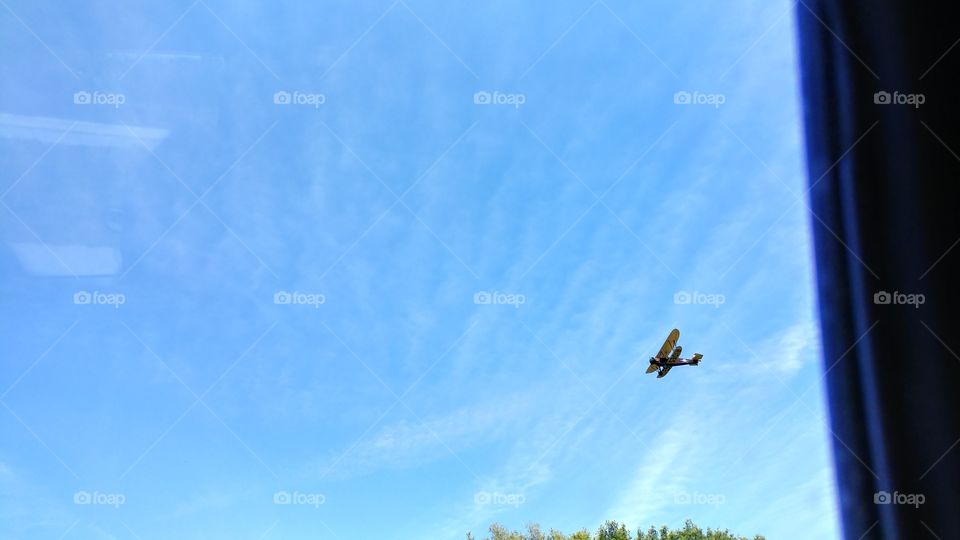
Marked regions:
[649,356,701,367]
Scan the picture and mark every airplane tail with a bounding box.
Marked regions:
[692,353,703,365]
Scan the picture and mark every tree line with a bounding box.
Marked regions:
[467,519,765,540]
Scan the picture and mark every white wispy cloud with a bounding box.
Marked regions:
[313,391,539,479]
[605,412,702,525]
[762,317,820,377]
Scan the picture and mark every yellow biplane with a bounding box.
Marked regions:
[645,328,703,379]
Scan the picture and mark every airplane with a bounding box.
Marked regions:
[645,328,703,379]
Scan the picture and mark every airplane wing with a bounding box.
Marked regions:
[669,345,683,360]
[655,328,680,358]
[656,365,673,378]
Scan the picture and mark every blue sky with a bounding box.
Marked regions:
[0,1,841,538]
